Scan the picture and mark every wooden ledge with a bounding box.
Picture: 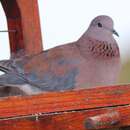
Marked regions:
[0,84,129,119]
[0,85,130,129]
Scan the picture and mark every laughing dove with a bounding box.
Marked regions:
[0,15,121,96]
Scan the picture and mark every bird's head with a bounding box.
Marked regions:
[85,15,119,42]
[90,15,119,37]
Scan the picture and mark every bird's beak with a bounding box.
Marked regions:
[112,29,119,37]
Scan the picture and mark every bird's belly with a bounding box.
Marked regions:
[76,58,121,89]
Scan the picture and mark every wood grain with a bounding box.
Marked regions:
[1,0,43,56]
[0,105,130,130]
[0,85,129,118]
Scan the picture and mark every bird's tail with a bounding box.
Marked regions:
[0,60,32,85]
[0,60,12,73]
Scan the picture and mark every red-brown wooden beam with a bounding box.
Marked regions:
[0,85,129,129]
[0,84,129,118]
[0,0,43,57]
[0,105,129,130]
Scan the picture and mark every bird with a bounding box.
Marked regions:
[0,15,121,96]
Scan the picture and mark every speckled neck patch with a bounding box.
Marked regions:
[87,38,120,58]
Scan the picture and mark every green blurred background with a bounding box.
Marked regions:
[118,58,130,84]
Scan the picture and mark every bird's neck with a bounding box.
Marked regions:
[77,35,120,59]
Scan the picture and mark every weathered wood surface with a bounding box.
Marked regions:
[0,85,129,129]
[0,84,130,118]
[0,105,130,130]
[0,85,129,118]
[1,0,43,56]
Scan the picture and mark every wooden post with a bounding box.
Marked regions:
[0,0,43,57]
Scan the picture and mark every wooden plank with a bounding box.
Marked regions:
[0,105,130,130]
[0,85,129,118]
[1,0,43,56]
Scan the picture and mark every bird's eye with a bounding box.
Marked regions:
[97,23,102,27]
